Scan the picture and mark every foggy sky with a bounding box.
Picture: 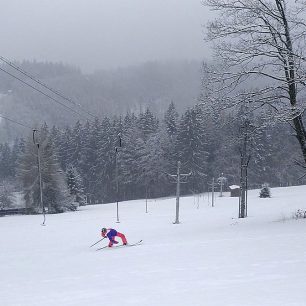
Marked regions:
[0,0,212,72]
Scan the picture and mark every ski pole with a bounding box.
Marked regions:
[90,237,106,248]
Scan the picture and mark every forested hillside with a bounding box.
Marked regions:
[1,102,304,207]
[1,59,305,208]
[0,60,202,142]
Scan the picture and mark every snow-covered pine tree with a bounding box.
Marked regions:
[69,120,83,168]
[78,120,91,198]
[57,126,73,171]
[50,126,61,149]
[118,114,144,199]
[176,105,209,193]
[82,118,103,203]
[18,128,73,214]
[164,101,179,139]
[96,117,116,203]
[139,128,170,198]
[10,138,25,179]
[163,102,179,175]
[138,108,159,141]
[66,164,86,206]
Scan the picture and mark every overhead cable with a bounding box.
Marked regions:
[0,113,33,130]
[0,66,87,119]
[0,56,96,119]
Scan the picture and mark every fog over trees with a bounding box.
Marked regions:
[0,60,202,142]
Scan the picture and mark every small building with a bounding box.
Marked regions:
[229,185,240,197]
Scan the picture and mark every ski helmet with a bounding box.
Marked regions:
[101,227,107,233]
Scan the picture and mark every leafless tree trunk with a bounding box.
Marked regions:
[203,0,306,165]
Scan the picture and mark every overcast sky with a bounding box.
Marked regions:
[0,0,213,73]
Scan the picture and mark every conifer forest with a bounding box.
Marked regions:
[0,101,304,212]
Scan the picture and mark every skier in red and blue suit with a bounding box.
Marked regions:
[101,228,128,247]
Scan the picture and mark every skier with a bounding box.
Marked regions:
[101,227,128,247]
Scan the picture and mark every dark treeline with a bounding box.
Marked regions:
[0,102,305,205]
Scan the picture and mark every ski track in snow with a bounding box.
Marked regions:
[0,186,306,306]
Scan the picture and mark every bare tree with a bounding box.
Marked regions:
[202,0,306,165]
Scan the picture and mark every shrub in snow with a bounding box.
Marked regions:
[259,184,271,198]
[71,201,79,210]
[0,188,13,209]
[293,209,306,219]
[0,182,14,209]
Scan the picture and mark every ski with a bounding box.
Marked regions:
[96,240,142,251]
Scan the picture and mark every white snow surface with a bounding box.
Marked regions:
[1,186,306,306]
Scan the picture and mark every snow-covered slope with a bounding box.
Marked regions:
[1,186,306,306]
